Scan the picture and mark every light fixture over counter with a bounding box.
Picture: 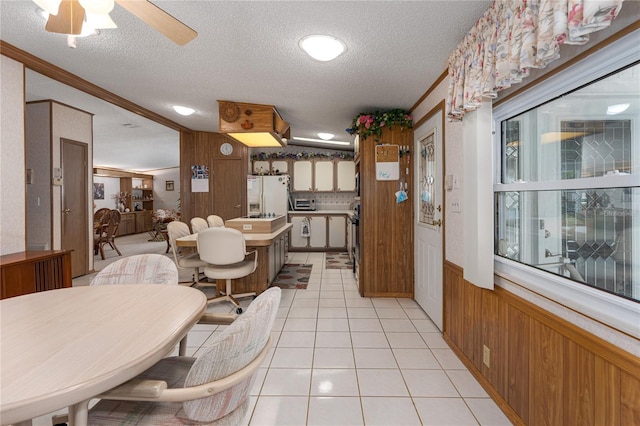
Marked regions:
[217,100,290,148]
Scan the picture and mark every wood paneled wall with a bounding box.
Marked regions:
[179,131,248,225]
[358,127,413,297]
[444,261,640,425]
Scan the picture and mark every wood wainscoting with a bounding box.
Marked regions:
[443,261,640,425]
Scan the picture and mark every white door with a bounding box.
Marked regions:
[414,111,444,331]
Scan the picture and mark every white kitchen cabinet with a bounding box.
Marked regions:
[328,215,347,249]
[336,160,356,192]
[314,160,334,192]
[253,160,270,175]
[293,161,313,191]
[268,233,289,283]
[272,160,288,175]
[309,216,327,248]
[289,216,309,249]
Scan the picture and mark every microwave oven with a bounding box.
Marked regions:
[294,198,316,211]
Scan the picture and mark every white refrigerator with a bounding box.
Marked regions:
[247,175,290,217]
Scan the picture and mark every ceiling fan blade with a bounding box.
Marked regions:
[45,0,85,35]
[114,0,197,46]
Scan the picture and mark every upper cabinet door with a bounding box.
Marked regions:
[271,160,288,175]
[253,160,270,175]
[336,161,356,192]
[293,161,313,191]
[314,161,334,192]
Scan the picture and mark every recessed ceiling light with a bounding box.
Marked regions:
[317,132,334,140]
[172,105,195,116]
[606,103,630,115]
[299,35,346,61]
[292,137,350,146]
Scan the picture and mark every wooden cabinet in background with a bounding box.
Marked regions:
[309,216,327,248]
[117,212,136,236]
[135,211,153,233]
[1,250,72,299]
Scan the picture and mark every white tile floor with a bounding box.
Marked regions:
[35,250,513,426]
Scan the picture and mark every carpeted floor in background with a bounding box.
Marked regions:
[325,252,353,269]
[269,264,313,289]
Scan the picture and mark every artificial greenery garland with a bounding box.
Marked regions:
[346,108,413,141]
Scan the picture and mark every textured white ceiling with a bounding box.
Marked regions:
[1,0,492,171]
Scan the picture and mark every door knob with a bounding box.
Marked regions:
[235,204,241,208]
[63,208,72,213]
[432,219,442,227]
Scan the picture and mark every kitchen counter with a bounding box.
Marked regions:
[289,210,354,217]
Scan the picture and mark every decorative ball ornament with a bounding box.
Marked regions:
[220,102,240,123]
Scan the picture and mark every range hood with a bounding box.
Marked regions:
[217,100,290,148]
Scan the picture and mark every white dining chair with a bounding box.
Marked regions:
[167,220,209,286]
[207,214,225,227]
[76,287,281,425]
[197,227,257,314]
[190,216,209,233]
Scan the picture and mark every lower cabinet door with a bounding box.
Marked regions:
[290,216,309,248]
[328,215,347,249]
[309,216,327,248]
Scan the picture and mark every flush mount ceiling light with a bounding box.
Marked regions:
[292,137,350,146]
[606,103,630,115]
[317,132,335,140]
[299,35,346,61]
[172,105,195,116]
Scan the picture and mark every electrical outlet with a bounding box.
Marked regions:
[243,224,252,230]
[483,345,490,368]
[450,199,461,213]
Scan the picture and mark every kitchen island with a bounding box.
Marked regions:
[176,222,292,295]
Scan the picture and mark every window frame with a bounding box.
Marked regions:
[492,30,640,338]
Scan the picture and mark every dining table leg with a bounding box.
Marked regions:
[68,400,89,426]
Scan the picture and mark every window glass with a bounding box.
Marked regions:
[495,63,639,303]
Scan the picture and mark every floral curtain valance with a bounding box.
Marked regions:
[446,0,625,121]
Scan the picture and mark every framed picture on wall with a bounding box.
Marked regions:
[93,183,104,200]
[166,180,174,191]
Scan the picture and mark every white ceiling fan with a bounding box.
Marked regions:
[33,0,197,46]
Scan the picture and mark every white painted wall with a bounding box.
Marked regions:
[93,176,120,210]
[149,167,180,211]
[0,56,26,255]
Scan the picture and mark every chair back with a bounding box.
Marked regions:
[183,286,281,422]
[94,208,110,223]
[206,214,225,227]
[167,220,192,257]
[190,217,209,233]
[197,227,247,265]
[90,254,178,286]
[106,209,121,238]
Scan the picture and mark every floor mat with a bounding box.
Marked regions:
[269,264,312,289]
[325,252,353,269]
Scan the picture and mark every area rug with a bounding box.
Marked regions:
[270,264,312,289]
[325,252,353,269]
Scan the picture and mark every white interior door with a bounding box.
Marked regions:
[414,111,444,331]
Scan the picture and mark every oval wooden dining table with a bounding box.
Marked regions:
[0,285,206,426]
